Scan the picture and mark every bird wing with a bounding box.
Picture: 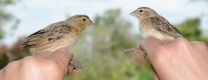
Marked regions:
[150,16,182,38]
[22,21,72,48]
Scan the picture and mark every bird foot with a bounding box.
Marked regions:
[67,59,87,74]
[124,47,146,62]
[70,59,87,69]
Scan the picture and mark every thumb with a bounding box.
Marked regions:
[50,48,73,74]
[141,36,163,58]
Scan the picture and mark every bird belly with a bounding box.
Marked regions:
[140,25,174,40]
[48,36,77,51]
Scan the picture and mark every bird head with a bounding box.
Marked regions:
[65,15,93,32]
[130,7,159,20]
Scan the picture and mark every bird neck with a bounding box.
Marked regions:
[71,26,85,35]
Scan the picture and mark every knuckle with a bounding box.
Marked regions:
[176,38,186,45]
[172,38,190,50]
[175,38,188,46]
[198,42,206,46]
[194,41,206,46]
[193,41,207,50]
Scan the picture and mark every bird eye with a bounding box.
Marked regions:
[139,10,143,13]
[83,18,86,21]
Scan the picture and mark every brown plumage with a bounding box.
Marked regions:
[22,15,93,54]
[125,7,183,64]
[130,7,182,40]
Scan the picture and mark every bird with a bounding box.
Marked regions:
[21,15,93,54]
[21,15,93,70]
[125,7,183,63]
[131,7,182,40]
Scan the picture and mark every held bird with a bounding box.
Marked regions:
[21,15,93,70]
[22,15,92,54]
[126,7,182,62]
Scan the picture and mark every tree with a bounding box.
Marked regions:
[0,0,19,69]
[73,9,138,58]
[68,9,153,80]
[176,18,208,44]
[0,0,18,39]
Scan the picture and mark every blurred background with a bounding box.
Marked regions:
[0,0,208,80]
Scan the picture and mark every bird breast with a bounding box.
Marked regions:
[139,20,175,40]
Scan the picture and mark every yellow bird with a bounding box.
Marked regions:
[22,15,93,54]
[21,15,93,70]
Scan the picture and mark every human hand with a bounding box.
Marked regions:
[139,37,208,80]
[0,48,73,80]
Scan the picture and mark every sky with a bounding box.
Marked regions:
[2,0,208,46]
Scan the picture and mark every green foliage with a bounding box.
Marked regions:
[2,0,14,4]
[0,1,207,79]
[176,18,208,45]
[0,9,12,38]
[67,11,208,80]
[0,0,17,39]
[67,9,152,80]
[0,0,21,69]
[0,28,5,39]
[79,9,137,55]
[0,0,15,5]
[0,53,9,69]
[176,18,201,40]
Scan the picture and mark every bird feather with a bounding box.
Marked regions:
[22,21,72,49]
[150,16,182,38]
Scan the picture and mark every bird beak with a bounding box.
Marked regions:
[130,10,138,16]
[88,20,93,26]
[90,20,93,25]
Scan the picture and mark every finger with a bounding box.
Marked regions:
[67,66,77,75]
[191,41,208,59]
[153,71,160,80]
[50,48,73,74]
[132,49,146,62]
[192,41,208,52]
[151,65,160,80]
[0,61,20,77]
[141,36,163,57]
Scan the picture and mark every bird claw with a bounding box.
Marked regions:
[124,48,140,55]
[69,59,88,70]
[67,59,88,74]
[124,48,147,62]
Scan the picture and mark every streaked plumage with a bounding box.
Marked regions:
[130,7,182,40]
[125,7,183,63]
[22,15,93,54]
